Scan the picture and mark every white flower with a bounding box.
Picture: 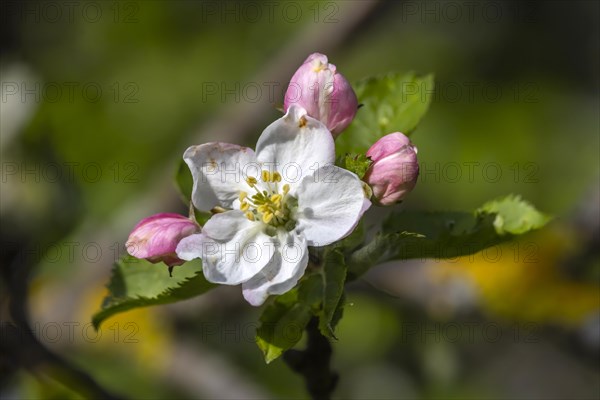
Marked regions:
[176,105,370,306]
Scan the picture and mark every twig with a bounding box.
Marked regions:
[283,318,339,400]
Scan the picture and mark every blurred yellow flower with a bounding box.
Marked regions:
[432,226,599,326]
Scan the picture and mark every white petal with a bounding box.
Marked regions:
[202,211,255,241]
[202,233,275,285]
[294,166,370,247]
[207,221,277,287]
[242,231,308,306]
[175,233,205,261]
[177,211,275,285]
[255,105,335,192]
[184,143,258,211]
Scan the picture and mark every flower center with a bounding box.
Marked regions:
[312,61,327,73]
[239,170,295,229]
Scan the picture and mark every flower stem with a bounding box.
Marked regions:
[283,317,339,400]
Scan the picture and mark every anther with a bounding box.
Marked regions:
[262,212,274,224]
[246,176,257,186]
[298,116,307,128]
[261,170,271,182]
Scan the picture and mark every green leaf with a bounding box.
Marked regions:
[478,194,552,235]
[256,274,322,363]
[92,257,215,329]
[318,249,347,339]
[336,72,434,156]
[256,250,350,362]
[348,195,550,278]
[329,292,346,335]
[174,158,193,204]
[338,153,372,178]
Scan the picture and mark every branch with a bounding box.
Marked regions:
[283,318,339,400]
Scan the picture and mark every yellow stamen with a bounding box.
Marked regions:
[261,170,271,182]
[313,62,326,72]
[238,170,293,227]
[262,212,274,224]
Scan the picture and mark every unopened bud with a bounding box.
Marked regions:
[284,53,358,137]
[364,133,419,206]
[126,213,200,269]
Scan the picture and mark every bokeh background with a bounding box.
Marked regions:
[1,0,598,398]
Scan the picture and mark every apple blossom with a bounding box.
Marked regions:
[284,53,358,137]
[363,132,419,206]
[176,105,370,306]
[126,213,200,274]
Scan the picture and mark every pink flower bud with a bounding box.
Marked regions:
[284,53,358,137]
[363,133,419,206]
[126,213,200,270]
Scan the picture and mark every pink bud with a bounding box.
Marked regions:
[126,213,200,269]
[364,133,419,206]
[284,53,358,137]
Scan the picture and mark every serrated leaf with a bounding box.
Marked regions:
[256,302,311,364]
[256,274,322,363]
[318,249,346,339]
[478,194,552,235]
[336,72,434,156]
[339,153,372,178]
[256,250,350,361]
[298,273,325,305]
[348,195,550,278]
[92,257,215,329]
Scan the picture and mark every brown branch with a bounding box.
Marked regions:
[283,318,338,400]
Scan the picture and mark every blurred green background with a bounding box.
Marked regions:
[1,0,598,398]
